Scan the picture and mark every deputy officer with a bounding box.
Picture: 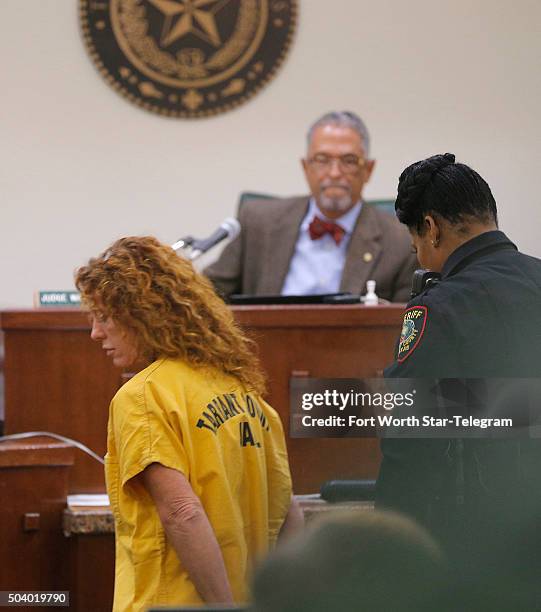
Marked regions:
[376,153,541,572]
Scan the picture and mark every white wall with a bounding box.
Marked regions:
[1,0,539,308]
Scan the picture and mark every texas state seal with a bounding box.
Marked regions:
[79,0,297,118]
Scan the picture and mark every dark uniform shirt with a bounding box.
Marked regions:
[376,230,541,563]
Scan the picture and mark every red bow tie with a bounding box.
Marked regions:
[308,216,346,245]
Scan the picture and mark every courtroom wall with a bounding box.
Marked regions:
[1,0,539,307]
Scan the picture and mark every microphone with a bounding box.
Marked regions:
[188,218,241,260]
[171,235,194,252]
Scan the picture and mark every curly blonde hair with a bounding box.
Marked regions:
[75,236,266,395]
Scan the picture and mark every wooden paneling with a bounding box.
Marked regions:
[0,439,73,592]
[67,534,114,612]
[234,305,402,492]
[0,305,403,494]
[1,315,123,492]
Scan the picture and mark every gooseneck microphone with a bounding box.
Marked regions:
[170,235,194,252]
[171,218,240,259]
[188,218,241,260]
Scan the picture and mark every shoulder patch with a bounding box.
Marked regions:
[397,306,428,363]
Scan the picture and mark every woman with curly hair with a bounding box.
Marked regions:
[75,236,301,611]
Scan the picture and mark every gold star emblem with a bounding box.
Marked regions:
[147,0,231,48]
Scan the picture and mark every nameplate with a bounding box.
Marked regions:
[36,291,81,307]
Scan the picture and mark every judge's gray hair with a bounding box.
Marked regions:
[307,111,371,156]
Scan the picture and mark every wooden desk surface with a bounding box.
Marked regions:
[0,436,73,467]
[0,303,404,329]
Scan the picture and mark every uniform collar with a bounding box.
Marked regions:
[442,230,517,278]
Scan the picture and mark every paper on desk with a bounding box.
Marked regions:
[67,494,110,507]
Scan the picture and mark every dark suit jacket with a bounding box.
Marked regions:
[204,196,417,302]
[378,231,541,565]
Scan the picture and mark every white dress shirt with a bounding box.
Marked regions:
[281,199,363,295]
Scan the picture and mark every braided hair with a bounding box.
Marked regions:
[395,153,498,234]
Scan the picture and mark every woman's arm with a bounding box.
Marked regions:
[278,496,304,542]
[140,462,234,604]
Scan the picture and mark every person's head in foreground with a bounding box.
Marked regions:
[395,152,498,271]
[252,509,447,612]
[75,235,265,391]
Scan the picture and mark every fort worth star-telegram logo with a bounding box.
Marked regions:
[80,0,297,118]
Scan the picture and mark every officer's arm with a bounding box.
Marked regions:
[385,298,458,378]
[378,298,457,514]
